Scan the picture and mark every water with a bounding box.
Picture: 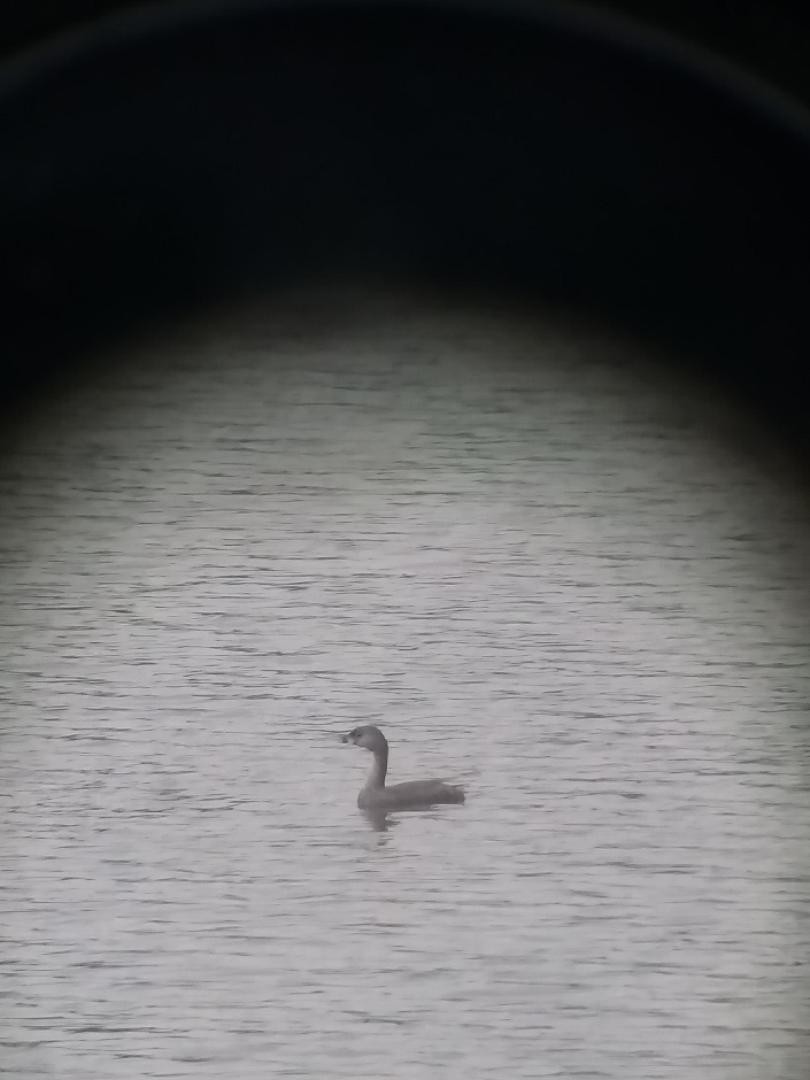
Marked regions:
[1,293,809,1078]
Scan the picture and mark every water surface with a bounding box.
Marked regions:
[1,295,809,1078]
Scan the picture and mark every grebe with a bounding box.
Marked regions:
[342,725,465,810]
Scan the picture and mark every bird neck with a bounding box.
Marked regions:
[364,746,388,790]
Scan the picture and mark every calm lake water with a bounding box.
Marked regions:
[1,293,809,1078]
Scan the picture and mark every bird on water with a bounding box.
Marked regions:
[341,724,465,810]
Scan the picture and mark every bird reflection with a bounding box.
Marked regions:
[363,807,394,832]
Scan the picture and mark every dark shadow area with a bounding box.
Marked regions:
[0,0,808,453]
[3,1,810,107]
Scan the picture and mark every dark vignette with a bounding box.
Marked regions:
[0,0,808,452]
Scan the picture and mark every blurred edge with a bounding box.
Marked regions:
[0,0,808,456]
[3,1,810,108]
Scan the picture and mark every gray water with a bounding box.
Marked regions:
[1,294,809,1078]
